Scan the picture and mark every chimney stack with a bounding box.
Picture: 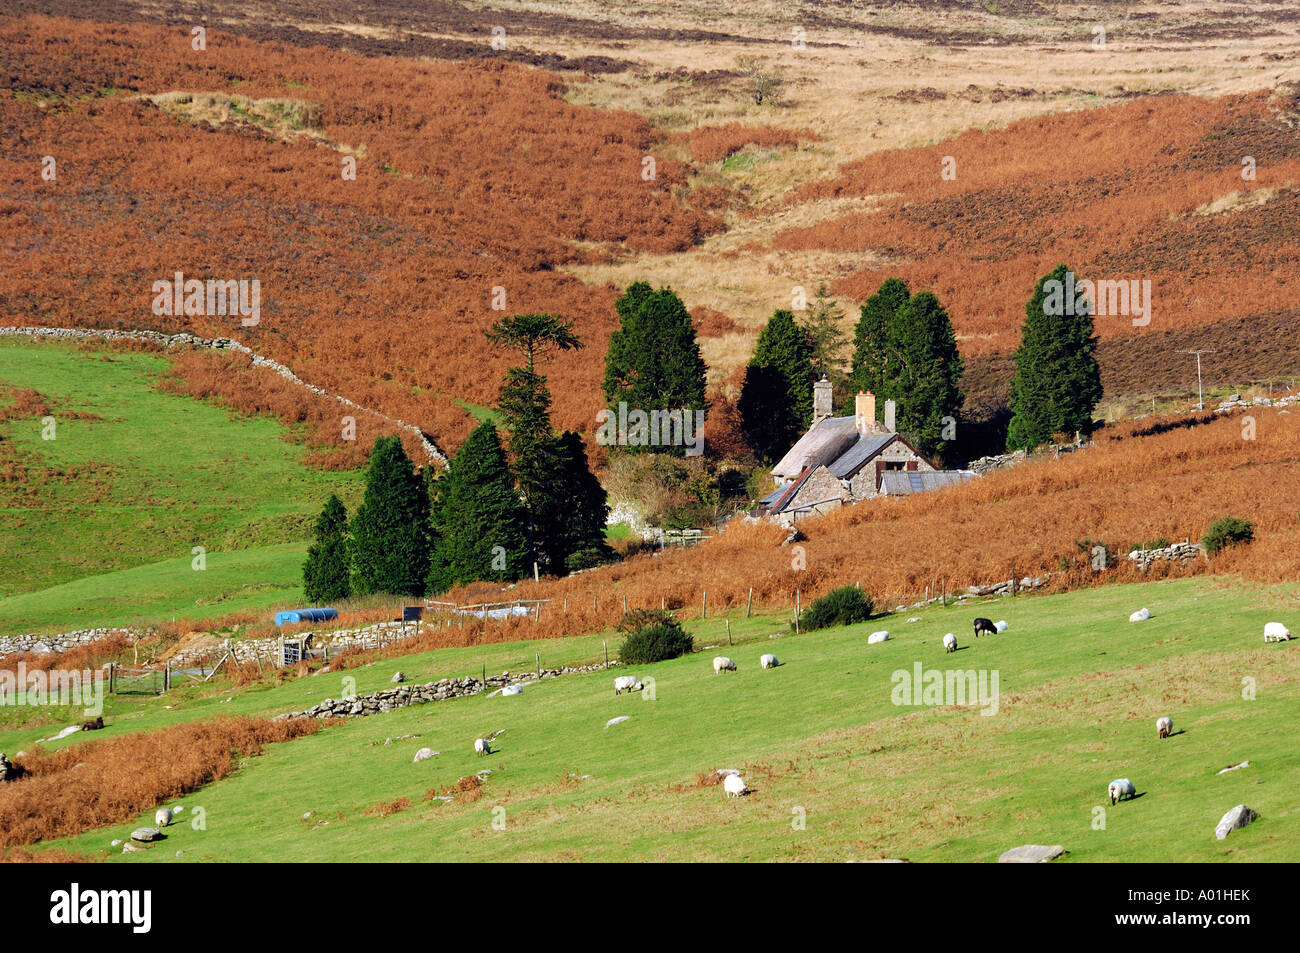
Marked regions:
[884,399,896,433]
[855,391,876,436]
[812,376,833,426]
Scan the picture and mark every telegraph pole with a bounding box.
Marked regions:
[1180,350,1215,410]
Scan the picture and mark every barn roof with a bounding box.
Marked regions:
[879,470,974,495]
[827,433,898,479]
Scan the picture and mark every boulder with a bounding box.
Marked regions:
[1215,805,1259,840]
[998,844,1066,863]
[130,827,163,843]
[412,747,438,763]
[391,671,405,683]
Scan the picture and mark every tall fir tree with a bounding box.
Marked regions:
[302,494,351,604]
[549,430,614,572]
[739,309,815,461]
[427,422,528,593]
[887,291,964,457]
[850,277,910,398]
[349,435,430,597]
[800,282,849,385]
[603,283,707,455]
[1007,264,1104,451]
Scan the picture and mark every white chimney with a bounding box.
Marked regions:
[884,399,896,433]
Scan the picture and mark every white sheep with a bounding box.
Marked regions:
[867,630,889,644]
[713,656,737,674]
[942,633,957,653]
[759,653,779,669]
[1156,716,1173,739]
[994,620,1009,633]
[474,737,491,756]
[723,773,749,798]
[1264,622,1291,643]
[1108,778,1136,804]
[154,807,173,828]
[1129,608,1151,622]
[613,675,644,695]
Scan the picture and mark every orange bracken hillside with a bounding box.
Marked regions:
[769,89,1300,356]
[0,15,719,458]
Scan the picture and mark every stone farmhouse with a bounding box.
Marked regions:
[754,378,973,523]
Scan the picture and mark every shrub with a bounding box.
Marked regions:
[1202,517,1254,555]
[617,609,694,664]
[798,585,873,632]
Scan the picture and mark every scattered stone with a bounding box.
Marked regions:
[122,842,145,853]
[176,850,184,857]
[391,671,405,683]
[998,844,1066,863]
[604,716,630,728]
[1215,805,1259,840]
[412,747,437,763]
[110,839,122,847]
[130,827,163,843]
[1217,761,1250,775]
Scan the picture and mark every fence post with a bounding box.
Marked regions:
[536,652,540,677]
[603,641,608,669]
[726,619,732,646]
[702,590,707,620]
[746,587,753,618]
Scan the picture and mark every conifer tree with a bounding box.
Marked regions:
[350,435,430,597]
[302,494,351,603]
[739,309,815,461]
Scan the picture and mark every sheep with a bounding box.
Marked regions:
[973,618,996,637]
[474,737,491,757]
[994,620,1009,633]
[80,716,103,731]
[613,675,644,695]
[942,633,957,653]
[1108,778,1136,804]
[155,807,173,828]
[713,656,737,674]
[1156,716,1173,739]
[759,653,779,669]
[867,631,889,644]
[723,773,749,798]
[1129,608,1151,622]
[1264,622,1291,643]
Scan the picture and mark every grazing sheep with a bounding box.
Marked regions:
[867,631,890,644]
[994,620,1009,633]
[613,675,644,695]
[1129,608,1151,622]
[723,774,749,798]
[1108,778,1136,804]
[474,737,491,757]
[713,656,737,674]
[973,618,996,637]
[942,633,957,653]
[1156,716,1173,739]
[155,808,173,828]
[81,716,103,731]
[760,653,779,669]
[1264,622,1291,643]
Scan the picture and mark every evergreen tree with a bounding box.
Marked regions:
[549,430,614,572]
[800,282,849,385]
[603,284,707,454]
[302,494,351,603]
[427,422,528,593]
[850,277,910,398]
[737,363,798,463]
[887,291,964,457]
[1007,264,1104,451]
[350,435,430,597]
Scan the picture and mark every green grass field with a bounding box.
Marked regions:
[0,339,364,633]
[21,576,1299,862]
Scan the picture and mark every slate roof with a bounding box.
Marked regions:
[879,470,974,495]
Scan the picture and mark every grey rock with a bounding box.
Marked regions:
[1215,805,1259,840]
[998,844,1066,863]
[130,827,163,843]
